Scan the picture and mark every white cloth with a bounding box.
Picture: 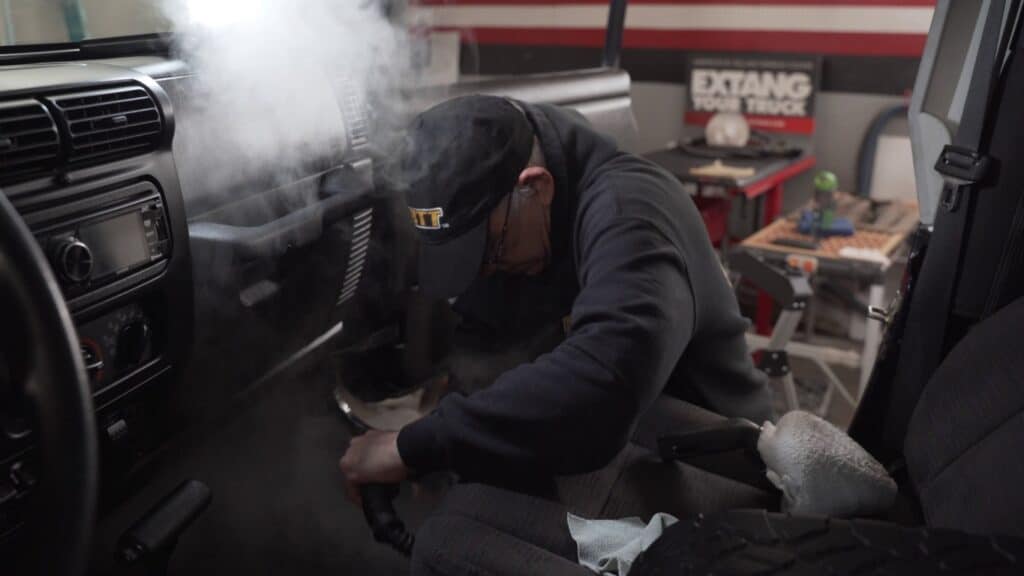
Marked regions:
[566,512,678,576]
[757,410,897,517]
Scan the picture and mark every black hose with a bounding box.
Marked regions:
[341,406,415,557]
[360,483,415,556]
[856,104,909,198]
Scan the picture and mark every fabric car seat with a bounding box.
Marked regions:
[411,295,1024,575]
[410,395,777,576]
[902,294,1024,537]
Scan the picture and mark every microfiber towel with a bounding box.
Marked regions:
[757,410,897,517]
[567,512,678,576]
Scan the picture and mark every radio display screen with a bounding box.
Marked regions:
[79,212,151,278]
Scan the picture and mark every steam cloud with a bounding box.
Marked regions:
[160,0,416,198]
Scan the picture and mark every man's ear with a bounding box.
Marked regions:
[518,166,555,206]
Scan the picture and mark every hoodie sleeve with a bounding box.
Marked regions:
[397,214,695,480]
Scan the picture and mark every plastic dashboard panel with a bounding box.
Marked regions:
[0,60,194,542]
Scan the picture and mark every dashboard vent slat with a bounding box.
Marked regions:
[49,86,163,165]
[70,121,161,141]
[3,127,59,139]
[4,142,60,156]
[71,125,162,148]
[68,109,159,129]
[59,95,152,114]
[0,99,59,184]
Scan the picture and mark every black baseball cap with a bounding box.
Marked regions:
[396,95,535,298]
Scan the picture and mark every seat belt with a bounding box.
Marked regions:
[878,2,1015,464]
[983,6,1024,315]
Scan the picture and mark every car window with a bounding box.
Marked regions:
[1,0,179,46]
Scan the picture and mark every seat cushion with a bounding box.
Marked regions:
[411,397,775,575]
[631,510,1024,576]
[556,442,774,521]
[411,483,590,576]
[559,395,774,520]
[413,457,773,576]
[905,296,1024,536]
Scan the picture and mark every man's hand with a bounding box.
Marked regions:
[339,430,409,505]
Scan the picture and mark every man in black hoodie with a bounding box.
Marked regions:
[339,95,772,511]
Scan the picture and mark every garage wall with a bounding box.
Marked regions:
[630,83,910,211]
[78,0,168,40]
[0,2,66,45]
[416,0,929,210]
[0,1,166,45]
[1,1,922,210]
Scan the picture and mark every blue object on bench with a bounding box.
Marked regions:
[797,211,856,237]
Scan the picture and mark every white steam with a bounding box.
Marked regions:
[161,0,414,197]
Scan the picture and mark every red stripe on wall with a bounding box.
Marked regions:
[418,1,935,6]
[439,27,928,56]
[684,111,816,135]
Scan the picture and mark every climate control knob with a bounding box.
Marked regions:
[117,320,151,367]
[53,238,93,284]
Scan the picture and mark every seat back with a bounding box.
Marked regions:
[904,295,1024,537]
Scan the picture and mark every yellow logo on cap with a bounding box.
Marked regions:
[410,206,444,230]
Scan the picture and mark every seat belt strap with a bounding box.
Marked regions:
[878,1,1015,462]
[920,0,1021,365]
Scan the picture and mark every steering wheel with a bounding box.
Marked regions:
[0,191,97,576]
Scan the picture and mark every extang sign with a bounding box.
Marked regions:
[685,55,821,135]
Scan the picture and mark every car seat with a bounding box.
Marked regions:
[409,394,778,576]
[410,293,1024,575]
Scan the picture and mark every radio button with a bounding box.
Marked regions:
[149,240,168,258]
[54,238,93,284]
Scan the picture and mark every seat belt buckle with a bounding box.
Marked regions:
[935,145,992,212]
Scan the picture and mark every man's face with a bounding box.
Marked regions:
[482,166,555,277]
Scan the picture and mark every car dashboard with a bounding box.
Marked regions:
[0,56,403,548]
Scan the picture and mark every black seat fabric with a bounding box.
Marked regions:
[905,296,1024,537]
[558,396,774,520]
[412,483,590,576]
[630,510,1024,576]
[411,396,774,575]
[411,298,1024,574]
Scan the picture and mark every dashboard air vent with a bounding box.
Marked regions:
[0,99,60,184]
[49,86,163,165]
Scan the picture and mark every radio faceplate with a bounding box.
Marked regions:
[29,183,171,302]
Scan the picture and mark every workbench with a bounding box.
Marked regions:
[644,146,817,241]
[738,195,918,396]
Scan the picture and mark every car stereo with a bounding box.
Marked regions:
[30,183,170,301]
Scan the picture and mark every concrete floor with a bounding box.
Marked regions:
[781,356,861,429]
[762,255,908,430]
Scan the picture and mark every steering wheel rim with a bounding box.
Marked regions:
[0,191,97,576]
